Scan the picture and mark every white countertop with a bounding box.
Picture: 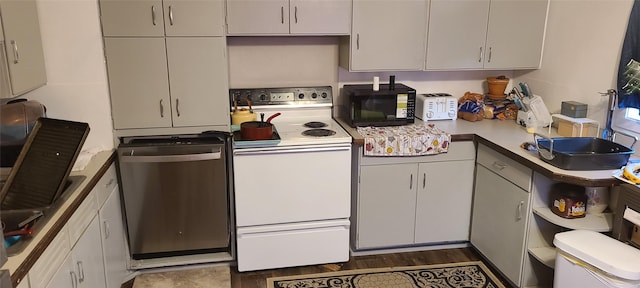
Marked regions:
[339,117,632,186]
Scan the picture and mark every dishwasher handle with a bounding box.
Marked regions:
[120,150,221,163]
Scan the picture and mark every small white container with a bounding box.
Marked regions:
[554,230,640,288]
[585,186,610,214]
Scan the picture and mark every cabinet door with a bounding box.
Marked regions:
[99,0,166,36]
[226,0,290,35]
[44,254,74,288]
[0,0,46,96]
[471,165,529,287]
[357,164,417,249]
[350,0,427,71]
[166,37,230,127]
[289,0,351,35]
[104,38,172,129]
[425,0,489,70]
[72,216,107,288]
[163,0,225,36]
[414,160,474,243]
[99,187,129,288]
[483,0,548,69]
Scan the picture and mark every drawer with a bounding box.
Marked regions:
[95,163,118,208]
[361,141,475,166]
[236,220,350,272]
[67,191,98,246]
[476,144,532,191]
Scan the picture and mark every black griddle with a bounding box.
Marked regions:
[0,118,89,210]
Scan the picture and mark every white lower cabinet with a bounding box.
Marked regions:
[471,165,530,287]
[46,216,106,288]
[353,141,475,250]
[30,165,128,288]
[99,186,129,288]
[471,143,533,287]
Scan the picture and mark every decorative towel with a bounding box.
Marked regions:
[357,124,451,156]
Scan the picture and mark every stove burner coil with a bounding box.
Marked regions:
[302,129,336,137]
[304,121,327,128]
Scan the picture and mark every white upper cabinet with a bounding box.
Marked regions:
[0,0,47,98]
[340,0,428,71]
[426,0,549,70]
[100,0,225,37]
[426,0,489,70]
[226,0,351,35]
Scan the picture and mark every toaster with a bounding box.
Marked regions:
[416,93,458,121]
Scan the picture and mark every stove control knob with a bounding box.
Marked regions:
[311,93,318,99]
[298,93,305,99]
[321,92,328,98]
[260,94,267,101]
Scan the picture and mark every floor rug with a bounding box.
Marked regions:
[267,261,505,288]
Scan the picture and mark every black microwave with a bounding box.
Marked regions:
[341,84,416,127]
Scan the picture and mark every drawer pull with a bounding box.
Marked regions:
[151,5,157,26]
[492,161,507,170]
[517,200,524,221]
[423,173,426,189]
[409,174,413,189]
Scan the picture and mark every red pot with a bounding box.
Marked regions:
[240,113,280,140]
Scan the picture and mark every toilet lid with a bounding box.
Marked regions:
[554,230,640,280]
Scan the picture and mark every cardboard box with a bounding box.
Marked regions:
[557,118,598,137]
[632,225,640,246]
[561,101,588,118]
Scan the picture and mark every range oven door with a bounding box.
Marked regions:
[233,144,351,227]
[233,143,352,271]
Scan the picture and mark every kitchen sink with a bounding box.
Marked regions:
[1,175,85,256]
[535,135,634,170]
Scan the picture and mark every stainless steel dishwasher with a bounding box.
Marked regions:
[117,131,232,260]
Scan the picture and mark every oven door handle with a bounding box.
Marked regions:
[120,151,221,163]
[234,146,350,156]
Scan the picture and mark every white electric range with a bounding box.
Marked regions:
[230,86,353,272]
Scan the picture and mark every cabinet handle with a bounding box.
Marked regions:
[103,220,111,239]
[70,271,78,288]
[160,99,164,117]
[422,173,426,189]
[10,40,19,64]
[176,98,180,117]
[105,178,114,188]
[356,34,360,50]
[478,47,482,63]
[492,161,507,170]
[409,174,413,189]
[294,6,298,23]
[281,6,284,24]
[151,5,157,26]
[488,47,492,63]
[517,200,524,221]
[77,261,85,282]
[169,5,174,26]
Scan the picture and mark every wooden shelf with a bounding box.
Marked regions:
[532,207,612,232]
[528,247,556,268]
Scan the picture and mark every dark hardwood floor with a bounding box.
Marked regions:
[230,247,515,288]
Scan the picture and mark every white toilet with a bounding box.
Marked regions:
[554,230,640,288]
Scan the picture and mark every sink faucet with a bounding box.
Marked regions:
[600,89,638,146]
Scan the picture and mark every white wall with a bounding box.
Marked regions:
[23,0,114,151]
[515,0,634,127]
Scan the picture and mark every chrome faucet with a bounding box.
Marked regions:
[600,89,638,146]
